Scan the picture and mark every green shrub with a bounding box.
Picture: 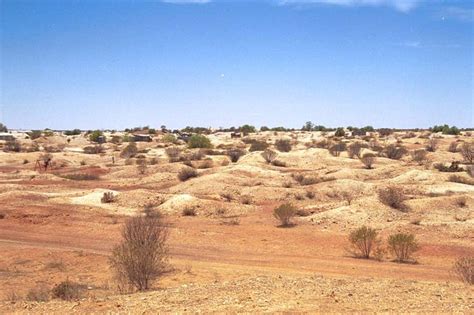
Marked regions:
[162,134,177,144]
[335,127,345,137]
[188,134,212,149]
[348,226,379,259]
[89,130,104,143]
[387,233,419,263]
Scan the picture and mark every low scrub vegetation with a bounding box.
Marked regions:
[273,203,296,227]
[411,149,428,165]
[60,173,100,181]
[460,142,473,164]
[425,138,439,152]
[110,215,169,292]
[188,134,212,149]
[178,167,198,181]
[120,142,138,158]
[360,153,376,169]
[378,186,407,210]
[387,233,419,263]
[101,192,116,203]
[261,149,277,163]
[453,256,473,285]
[227,149,246,163]
[52,280,84,300]
[348,226,380,259]
[249,140,269,152]
[384,144,407,160]
[275,139,292,152]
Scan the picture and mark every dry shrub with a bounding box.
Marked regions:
[273,203,296,227]
[178,167,197,181]
[261,149,277,163]
[109,215,169,292]
[249,140,269,152]
[449,175,474,185]
[378,186,407,210]
[271,159,287,167]
[52,280,84,300]
[165,147,182,163]
[347,141,366,159]
[454,196,467,207]
[136,158,148,175]
[328,142,346,157]
[448,141,458,153]
[241,195,252,204]
[467,165,474,177]
[83,145,104,154]
[182,207,196,216]
[221,192,234,202]
[275,139,292,152]
[101,192,115,203]
[434,162,463,173]
[453,256,474,284]
[360,153,376,169]
[306,190,315,199]
[3,140,21,152]
[227,149,246,163]
[387,233,419,263]
[384,144,407,160]
[341,190,358,205]
[120,143,138,158]
[26,285,50,302]
[425,138,439,152]
[460,142,474,163]
[348,226,380,259]
[411,149,428,165]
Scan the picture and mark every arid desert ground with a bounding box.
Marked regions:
[0,128,472,313]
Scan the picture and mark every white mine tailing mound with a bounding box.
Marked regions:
[71,189,119,207]
[158,194,199,213]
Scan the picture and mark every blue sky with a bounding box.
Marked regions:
[1,0,472,130]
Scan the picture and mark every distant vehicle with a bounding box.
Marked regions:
[0,133,15,141]
[133,134,153,142]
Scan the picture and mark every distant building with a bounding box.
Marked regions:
[0,133,15,141]
[133,134,153,142]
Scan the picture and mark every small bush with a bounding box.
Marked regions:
[460,142,473,164]
[261,149,277,163]
[275,139,292,152]
[162,134,177,144]
[120,143,138,158]
[384,144,407,160]
[425,138,439,152]
[273,203,296,227]
[454,196,467,207]
[165,147,181,163]
[101,192,116,203]
[360,153,376,169]
[89,130,104,143]
[227,149,246,163]
[378,186,406,210]
[328,142,346,157]
[306,190,315,199]
[387,233,419,263]
[178,167,198,181]
[26,285,50,302]
[188,134,212,149]
[348,226,379,259]
[335,128,345,137]
[136,158,148,175]
[3,140,21,152]
[51,280,83,300]
[448,141,458,153]
[434,162,463,173]
[411,149,428,165]
[83,145,104,154]
[249,140,269,152]
[182,207,196,216]
[347,142,366,159]
[449,175,474,185]
[453,256,473,285]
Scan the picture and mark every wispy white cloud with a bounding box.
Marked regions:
[395,41,421,48]
[438,6,473,22]
[279,0,421,13]
[161,0,211,4]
